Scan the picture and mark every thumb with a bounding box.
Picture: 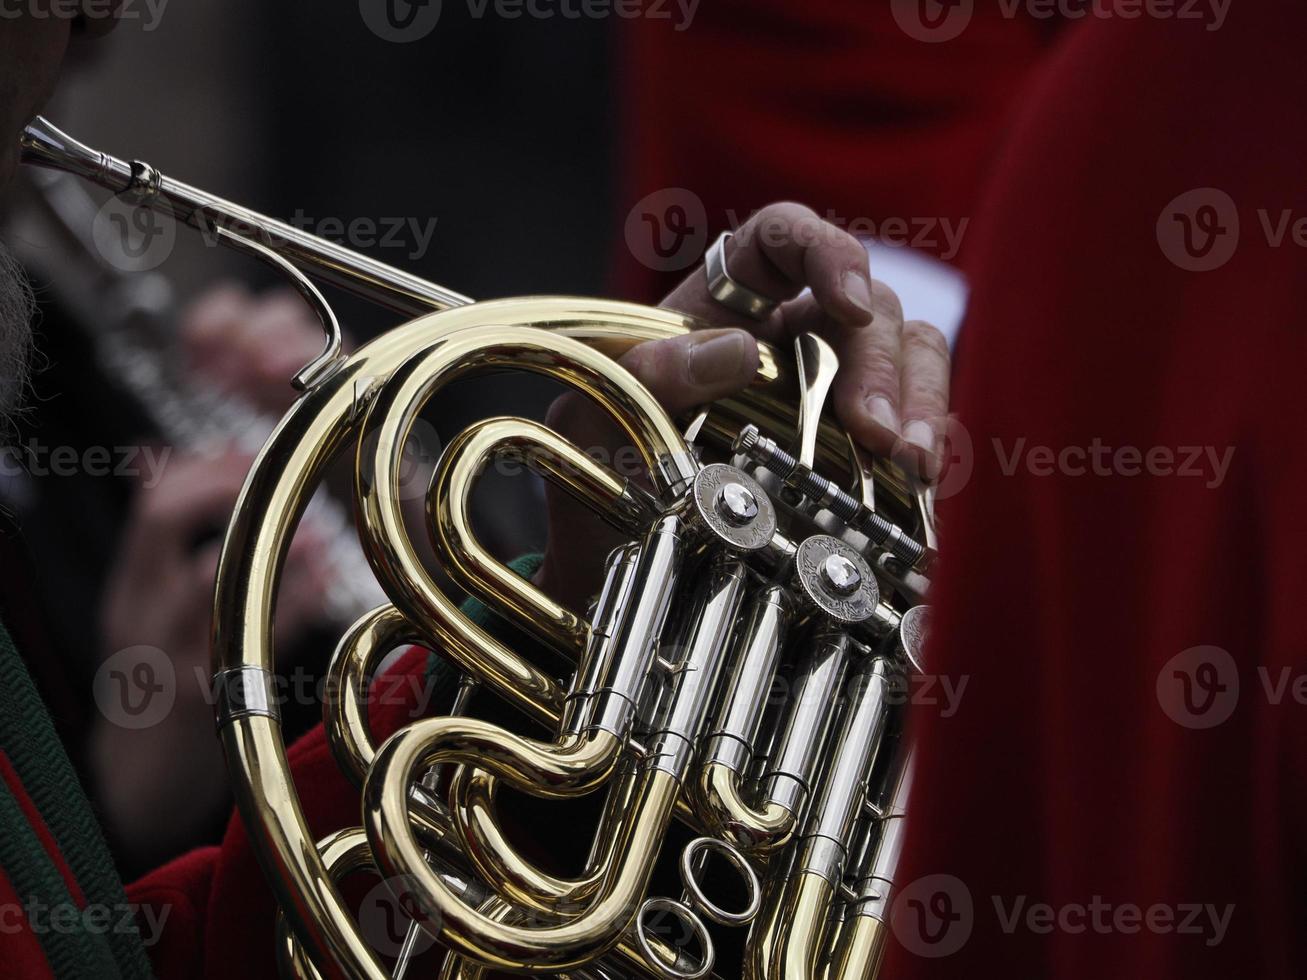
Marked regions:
[617,329,759,417]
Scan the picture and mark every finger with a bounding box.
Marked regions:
[660,202,876,331]
[616,328,759,417]
[541,329,758,496]
[897,320,952,482]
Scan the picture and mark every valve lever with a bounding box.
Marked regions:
[794,333,840,470]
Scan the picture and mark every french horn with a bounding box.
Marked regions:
[22,117,935,980]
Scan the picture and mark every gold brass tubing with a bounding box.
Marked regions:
[745,872,834,980]
[438,897,705,980]
[366,719,680,972]
[822,916,888,980]
[696,761,796,855]
[447,763,610,912]
[321,604,458,850]
[206,294,918,980]
[276,829,379,980]
[213,299,706,979]
[431,417,655,654]
[354,325,696,726]
[323,604,421,788]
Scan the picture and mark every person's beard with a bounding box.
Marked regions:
[0,238,34,430]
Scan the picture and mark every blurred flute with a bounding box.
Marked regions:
[4,166,387,624]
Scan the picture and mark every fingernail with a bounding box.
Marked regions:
[841,271,875,320]
[867,396,898,433]
[688,332,748,384]
[903,419,936,456]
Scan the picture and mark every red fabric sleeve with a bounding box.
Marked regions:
[886,5,1307,978]
[125,646,435,980]
[0,866,56,980]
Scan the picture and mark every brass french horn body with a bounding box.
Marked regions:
[23,118,934,980]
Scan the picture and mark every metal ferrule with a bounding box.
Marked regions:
[589,515,685,737]
[852,752,914,920]
[562,543,641,735]
[645,556,748,779]
[798,658,892,886]
[870,602,903,638]
[703,585,791,772]
[798,836,849,888]
[214,666,281,728]
[656,451,701,503]
[761,631,852,817]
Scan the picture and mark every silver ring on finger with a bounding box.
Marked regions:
[704,231,780,322]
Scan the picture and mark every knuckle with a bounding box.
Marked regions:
[902,373,948,415]
[903,320,950,361]
[853,347,901,397]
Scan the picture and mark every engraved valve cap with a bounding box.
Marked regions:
[794,535,878,623]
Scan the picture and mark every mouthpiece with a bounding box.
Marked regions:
[20,116,134,192]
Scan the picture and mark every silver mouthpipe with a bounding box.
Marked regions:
[20,117,472,315]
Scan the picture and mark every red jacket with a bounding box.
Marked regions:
[888,4,1306,977]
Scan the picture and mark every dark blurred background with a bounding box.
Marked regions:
[53,1,618,319]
